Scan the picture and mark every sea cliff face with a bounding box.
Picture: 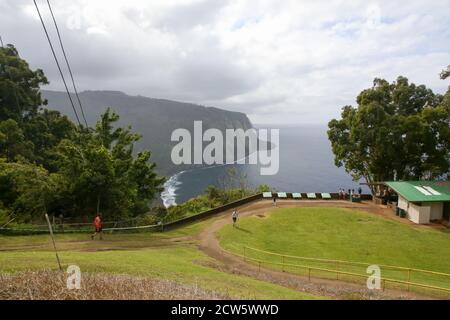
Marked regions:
[42,90,253,175]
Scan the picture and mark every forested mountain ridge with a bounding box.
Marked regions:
[43,90,253,175]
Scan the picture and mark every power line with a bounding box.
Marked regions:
[33,0,82,127]
[46,0,89,128]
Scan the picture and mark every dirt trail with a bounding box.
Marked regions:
[197,199,432,300]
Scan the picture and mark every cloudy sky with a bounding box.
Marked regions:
[1,0,449,124]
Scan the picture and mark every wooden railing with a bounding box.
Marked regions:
[223,246,450,296]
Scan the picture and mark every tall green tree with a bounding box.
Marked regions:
[56,108,165,219]
[0,119,33,161]
[0,44,165,221]
[0,45,77,171]
[0,159,60,222]
[0,45,48,122]
[328,76,450,194]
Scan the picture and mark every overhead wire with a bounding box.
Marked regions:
[33,0,82,127]
[46,0,89,128]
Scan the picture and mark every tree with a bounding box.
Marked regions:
[0,159,60,222]
[328,76,450,194]
[0,44,166,222]
[441,65,450,80]
[0,45,48,123]
[0,119,34,162]
[56,109,165,219]
[22,109,77,171]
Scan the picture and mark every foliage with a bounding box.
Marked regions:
[0,119,34,162]
[0,159,61,222]
[441,65,450,80]
[328,76,450,193]
[0,45,165,222]
[0,45,48,123]
[56,108,165,219]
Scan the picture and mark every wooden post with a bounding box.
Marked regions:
[45,213,62,271]
[407,269,411,291]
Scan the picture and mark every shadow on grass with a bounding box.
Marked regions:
[233,225,252,234]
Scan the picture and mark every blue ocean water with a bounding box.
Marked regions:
[161,125,369,207]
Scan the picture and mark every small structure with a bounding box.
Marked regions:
[262,192,273,199]
[385,181,450,224]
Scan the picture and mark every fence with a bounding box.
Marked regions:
[162,193,262,231]
[0,193,264,235]
[226,246,450,297]
[0,191,372,235]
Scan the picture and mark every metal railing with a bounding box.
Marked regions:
[225,246,450,296]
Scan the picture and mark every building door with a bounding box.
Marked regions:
[444,202,450,221]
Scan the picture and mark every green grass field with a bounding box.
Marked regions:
[219,207,450,294]
[0,218,320,300]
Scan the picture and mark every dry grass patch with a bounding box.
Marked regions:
[0,271,229,300]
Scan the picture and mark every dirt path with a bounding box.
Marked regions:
[197,199,432,300]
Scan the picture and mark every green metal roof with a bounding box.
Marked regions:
[385,181,450,202]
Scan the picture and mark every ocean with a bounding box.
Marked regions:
[161,124,369,207]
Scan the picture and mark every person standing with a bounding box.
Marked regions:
[273,197,277,206]
[358,187,362,196]
[91,213,103,240]
[232,210,239,227]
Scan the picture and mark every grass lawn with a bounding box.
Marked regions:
[0,219,320,300]
[218,207,450,294]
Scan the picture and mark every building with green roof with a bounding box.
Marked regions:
[384,181,450,224]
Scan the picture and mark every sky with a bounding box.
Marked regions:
[1,0,450,124]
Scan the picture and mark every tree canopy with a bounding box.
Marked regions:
[328,76,450,194]
[0,44,165,222]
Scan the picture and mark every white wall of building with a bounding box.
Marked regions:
[407,203,430,224]
[398,196,408,211]
[397,195,445,224]
[429,202,444,220]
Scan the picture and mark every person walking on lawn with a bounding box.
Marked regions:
[232,210,239,227]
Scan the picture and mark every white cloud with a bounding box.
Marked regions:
[1,0,449,124]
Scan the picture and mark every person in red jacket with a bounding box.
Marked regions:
[91,213,103,240]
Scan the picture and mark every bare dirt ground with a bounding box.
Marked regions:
[196,199,435,300]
